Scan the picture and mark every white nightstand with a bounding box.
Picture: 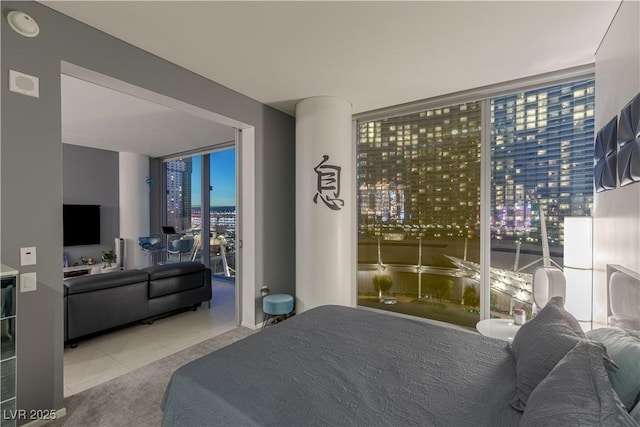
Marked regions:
[476,318,521,341]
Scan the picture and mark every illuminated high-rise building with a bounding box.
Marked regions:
[358,101,482,239]
[491,79,595,245]
[165,158,193,230]
[357,79,595,247]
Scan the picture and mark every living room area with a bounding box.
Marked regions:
[63,275,235,397]
[61,72,240,396]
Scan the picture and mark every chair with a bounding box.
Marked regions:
[168,238,195,262]
[138,236,165,264]
[162,226,178,256]
[262,294,294,329]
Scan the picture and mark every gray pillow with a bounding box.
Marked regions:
[632,401,640,424]
[587,328,640,410]
[509,296,586,411]
[521,340,638,427]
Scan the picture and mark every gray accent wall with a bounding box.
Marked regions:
[593,0,640,328]
[260,108,297,297]
[62,143,119,265]
[1,1,295,419]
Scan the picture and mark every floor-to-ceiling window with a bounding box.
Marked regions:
[165,156,201,263]
[164,149,236,274]
[209,148,236,277]
[356,76,595,328]
[357,102,482,328]
[489,81,594,320]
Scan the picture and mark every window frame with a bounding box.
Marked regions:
[353,65,595,321]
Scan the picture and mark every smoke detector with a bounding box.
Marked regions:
[7,11,40,37]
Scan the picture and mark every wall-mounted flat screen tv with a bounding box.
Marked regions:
[63,204,101,246]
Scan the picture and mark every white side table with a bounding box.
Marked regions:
[476,318,521,341]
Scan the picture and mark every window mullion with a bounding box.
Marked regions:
[480,99,492,320]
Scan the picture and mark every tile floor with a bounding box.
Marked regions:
[63,280,236,397]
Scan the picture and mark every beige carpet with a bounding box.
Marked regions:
[50,327,254,427]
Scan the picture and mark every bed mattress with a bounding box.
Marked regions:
[161,305,521,426]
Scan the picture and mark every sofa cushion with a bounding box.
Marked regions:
[143,262,205,280]
[144,262,207,299]
[64,270,149,295]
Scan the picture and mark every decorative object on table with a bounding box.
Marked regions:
[594,115,617,192]
[618,92,640,187]
[513,308,526,325]
[80,256,94,265]
[102,249,117,267]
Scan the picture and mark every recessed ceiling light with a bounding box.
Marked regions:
[6,11,40,38]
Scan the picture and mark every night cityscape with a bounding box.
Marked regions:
[356,79,595,326]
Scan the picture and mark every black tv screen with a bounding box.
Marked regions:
[63,204,101,246]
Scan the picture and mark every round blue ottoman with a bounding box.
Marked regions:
[262,294,294,329]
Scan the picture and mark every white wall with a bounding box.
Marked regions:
[593,0,640,327]
[119,152,151,269]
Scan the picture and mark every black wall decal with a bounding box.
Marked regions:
[313,155,344,210]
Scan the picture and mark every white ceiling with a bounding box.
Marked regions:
[61,74,236,158]
[47,1,621,157]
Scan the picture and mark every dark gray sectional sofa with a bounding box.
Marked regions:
[64,262,212,345]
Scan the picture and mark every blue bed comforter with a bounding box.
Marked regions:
[161,305,521,426]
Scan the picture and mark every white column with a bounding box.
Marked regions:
[296,97,354,313]
[119,152,150,269]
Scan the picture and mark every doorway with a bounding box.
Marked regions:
[163,148,236,278]
[60,62,254,396]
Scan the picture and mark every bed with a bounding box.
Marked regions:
[162,268,640,427]
[607,264,640,330]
